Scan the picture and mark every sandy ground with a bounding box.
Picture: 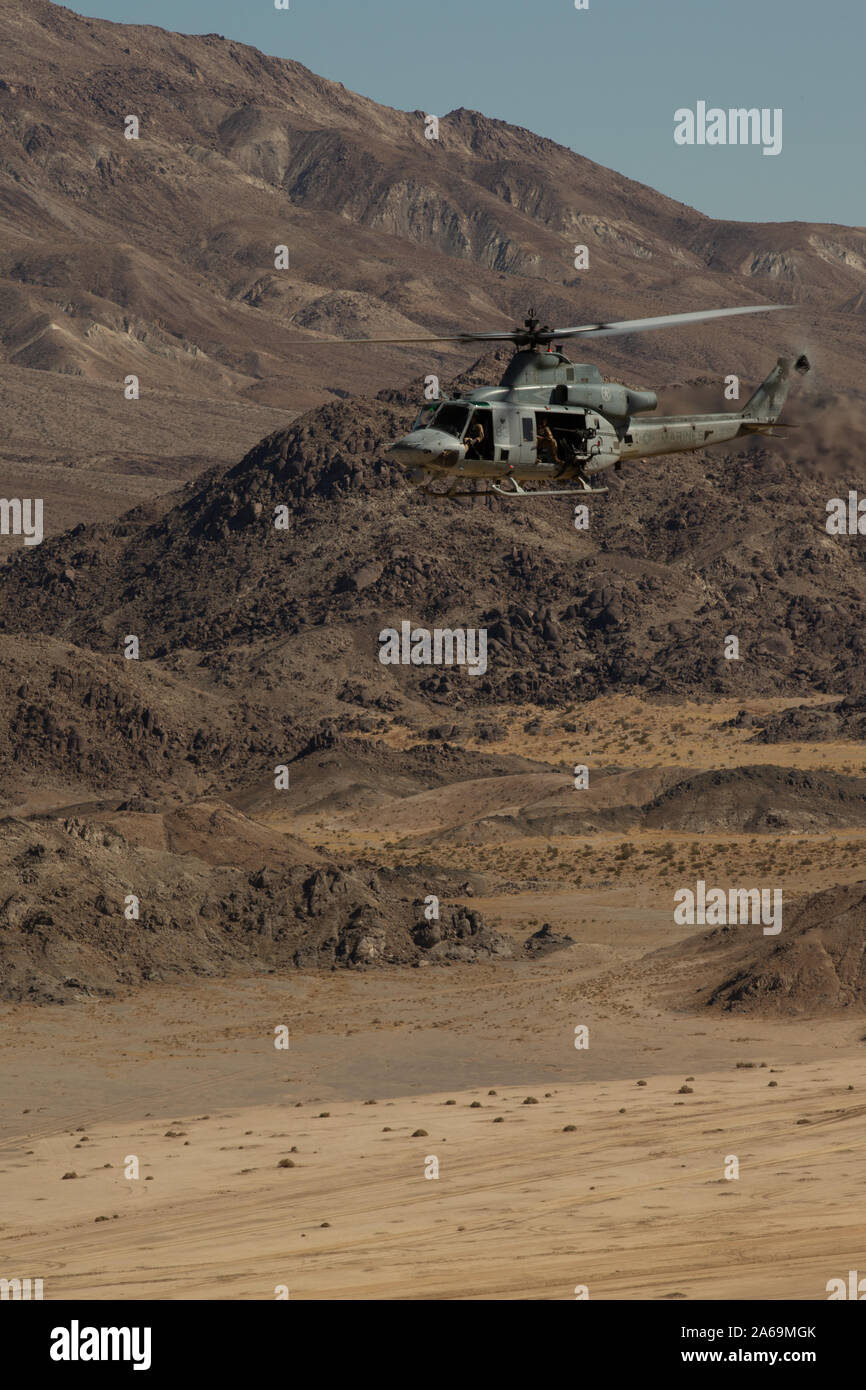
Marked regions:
[2,1049,863,1300]
[1,957,864,1300]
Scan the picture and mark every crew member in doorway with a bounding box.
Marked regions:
[536,420,561,468]
[464,417,486,459]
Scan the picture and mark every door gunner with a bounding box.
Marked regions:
[536,420,561,467]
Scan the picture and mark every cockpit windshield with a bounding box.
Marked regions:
[412,403,438,430]
[431,403,471,438]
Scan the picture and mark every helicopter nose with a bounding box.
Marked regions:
[387,429,464,470]
[386,437,433,468]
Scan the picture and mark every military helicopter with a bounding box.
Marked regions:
[292,304,808,498]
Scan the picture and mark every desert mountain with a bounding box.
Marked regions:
[2,378,866,713]
[2,0,866,705]
[3,0,866,425]
[656,880,866,1016]
[0,803,509,1002]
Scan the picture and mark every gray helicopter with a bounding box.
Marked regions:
[313,305,808,498]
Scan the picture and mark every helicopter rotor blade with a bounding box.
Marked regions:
[546,305,792,341]
[279,332,516,345]
[279,304,791,347]
[283,330,489,341]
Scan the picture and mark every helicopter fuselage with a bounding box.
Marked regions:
[386,347,805,492]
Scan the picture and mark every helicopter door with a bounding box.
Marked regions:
[517,411,536,464]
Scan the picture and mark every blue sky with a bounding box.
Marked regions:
[74,0,864,227]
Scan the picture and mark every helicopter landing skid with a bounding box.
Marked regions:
[420,474,608,500]
[489,475,608,498]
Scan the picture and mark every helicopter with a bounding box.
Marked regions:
[290,305,809,498]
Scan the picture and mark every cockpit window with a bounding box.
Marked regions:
[412,403,438,429]
[432,403,471,438]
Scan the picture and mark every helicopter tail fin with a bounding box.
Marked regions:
[743,353,810,422]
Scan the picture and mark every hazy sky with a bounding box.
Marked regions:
[74,0,864,228]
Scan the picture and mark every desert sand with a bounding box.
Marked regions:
[1,952,864,1300]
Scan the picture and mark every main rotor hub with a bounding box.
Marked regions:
[519,308,552,348]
